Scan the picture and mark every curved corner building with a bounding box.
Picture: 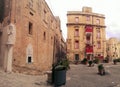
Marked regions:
[66,7,106,62]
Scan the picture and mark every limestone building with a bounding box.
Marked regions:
[106,38,120,60]
[66,7,106,62]
[0,0,66,74]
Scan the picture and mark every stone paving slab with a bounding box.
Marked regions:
[0,63,120,87]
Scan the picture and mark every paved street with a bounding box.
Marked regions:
[0,63,120,87]
[62,63,120,87]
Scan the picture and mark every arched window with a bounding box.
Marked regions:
[26,44,33,63]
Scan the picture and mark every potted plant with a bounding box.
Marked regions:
[113,59,117,64]
[98,64,105,75]
[117,58,120,62]
[88,60,93,67]
[81,58,88,65]
[104,57,109,63]
[93,58,99,64]
[75,60,79,64]
[53,58,70,86]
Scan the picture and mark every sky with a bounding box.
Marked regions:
[45,0,120,40]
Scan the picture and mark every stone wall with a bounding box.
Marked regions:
[0,0,66,75]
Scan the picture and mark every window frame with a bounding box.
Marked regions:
[28,22,33,35]
[96,19,100,24]
[86,15,90,21]
[74,40,79,49]
[97,41,101,49]
[75,17,79,23]
[74,29,79,37]
[96,28,100,39]
[26,44,33,64]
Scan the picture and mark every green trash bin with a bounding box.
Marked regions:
[54,69,66,86]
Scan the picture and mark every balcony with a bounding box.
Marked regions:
[85,26,93,35]
[86,28,93,32]
[86,41,91,45]
[86,45,93,54]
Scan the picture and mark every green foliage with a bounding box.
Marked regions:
[98,64,104,70]
[60,59,70,70]
[54,58,70,71]
[104,57,109,63]
[81,58,88,64]
[98,64,105,75]
[113,59,117,64]
[88,60,93,65]
[93,58,99,64]
[113,59,117,62]
[116,58,120,62]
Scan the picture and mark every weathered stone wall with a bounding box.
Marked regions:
[0,0,65,74]
[12,0,55,74]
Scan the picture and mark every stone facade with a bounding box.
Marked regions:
[0,0,66,75]
[106,38,120,60]
[66,7,106,62]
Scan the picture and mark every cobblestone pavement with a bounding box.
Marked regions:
[0,63,120,87]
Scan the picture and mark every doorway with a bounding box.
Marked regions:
[75,54,79,61]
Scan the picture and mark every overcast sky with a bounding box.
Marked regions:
[45,0,120,40]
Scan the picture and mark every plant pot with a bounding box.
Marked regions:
[54,70,66,86]
[114,62,117,65]
[75,61,79,64]
[113,59,117,65]
[98,64,105,75]
[88,61,93,67]
[99,69,105,75]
